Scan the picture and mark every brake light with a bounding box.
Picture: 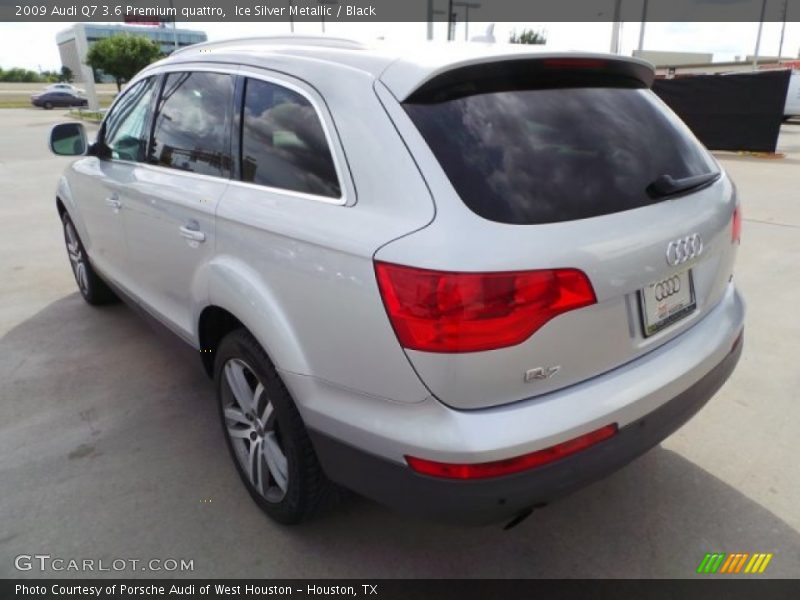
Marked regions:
[406,424,618,479]
[732,205,742,244]
[374,262,596,353]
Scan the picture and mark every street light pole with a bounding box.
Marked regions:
[609,0,622,54]
[777,0,788,60]
[454,2,481,41]
[447,0,454,41]
[318,0,339,33]
[752,0,767,70]
[169,0,178,50]
[638,0,648,52]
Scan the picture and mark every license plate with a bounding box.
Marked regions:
[639,269,696,336]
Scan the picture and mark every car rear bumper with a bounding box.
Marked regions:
[291,283,744,523]
[309,332,742,523]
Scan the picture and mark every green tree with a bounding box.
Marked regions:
[60,66,74,83]
[85,34,162,91]
[509,28,547,45]
[0,67,42,82]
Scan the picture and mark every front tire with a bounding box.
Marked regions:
[215,329,334,524]
[43,101,53,110]
[62,212,117,305]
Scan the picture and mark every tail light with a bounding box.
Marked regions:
[406,424,618,480]
[374,262,596,353]
[732,205,742,244]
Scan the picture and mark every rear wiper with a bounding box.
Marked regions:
[646,171,721,199]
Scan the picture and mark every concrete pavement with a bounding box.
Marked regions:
[0,108,798,578]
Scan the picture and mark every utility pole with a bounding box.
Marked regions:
[454,2,481,41]
[168,0,178,50]
[777,0,788,60]
[447,0,454,41]
[638,0,648,52]
[752,0,767,70]
[319,0,339,33]
[610,0,622,54]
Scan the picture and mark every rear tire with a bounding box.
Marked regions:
[215,328,334,524]
[61,212,118,305]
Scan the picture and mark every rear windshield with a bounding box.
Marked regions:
[404,87,718,225]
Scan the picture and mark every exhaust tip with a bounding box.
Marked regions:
[503,507,534,530]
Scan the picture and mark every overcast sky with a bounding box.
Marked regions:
[0,21,798,72]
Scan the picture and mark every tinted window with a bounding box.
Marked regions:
[103,77,157,162]
[240,78,340,198]
[150,72,234,177]
[404,87,718,225]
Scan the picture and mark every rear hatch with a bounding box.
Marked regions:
[374,55,741,410]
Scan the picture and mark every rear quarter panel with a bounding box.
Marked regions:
[206,65,436,405]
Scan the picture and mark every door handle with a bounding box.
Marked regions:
[179,224,206,243]
[105,194,122,211]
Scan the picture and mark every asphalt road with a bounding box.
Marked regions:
[1,108,799,579]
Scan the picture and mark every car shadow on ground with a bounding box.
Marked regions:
[1,294,798,578]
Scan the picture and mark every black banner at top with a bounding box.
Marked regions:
[2,0,800,22]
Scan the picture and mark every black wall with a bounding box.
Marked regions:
[652,70,790,153]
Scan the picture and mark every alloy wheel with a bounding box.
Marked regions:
[222,358,289,503]
[64,221,89,295]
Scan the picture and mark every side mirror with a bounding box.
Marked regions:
[49,122,88,156]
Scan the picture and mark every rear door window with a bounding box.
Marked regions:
[150,71,234,178]
[404,86,718,224]
[239,77,341,198]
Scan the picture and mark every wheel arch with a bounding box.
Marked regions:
[197,306,245,377]
[55,188,90,250]
[197,258,312,379]
[56,196,67,219]
[55,176,85,235]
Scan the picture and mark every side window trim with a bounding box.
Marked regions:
[144,73,166,166]
[233,69,351,206]
[231,74,245,183]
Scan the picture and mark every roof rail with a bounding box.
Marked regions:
[170,35,366,57]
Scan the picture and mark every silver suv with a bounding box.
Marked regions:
[49,36,745,525]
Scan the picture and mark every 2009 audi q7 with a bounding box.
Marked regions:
[49,36,744,525]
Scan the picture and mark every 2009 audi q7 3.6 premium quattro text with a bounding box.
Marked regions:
[49,36,744,525]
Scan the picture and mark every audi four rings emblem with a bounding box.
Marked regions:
[666,233,703,266]
[654,276,682,301]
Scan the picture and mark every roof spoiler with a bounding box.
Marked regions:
[404,56,655,104]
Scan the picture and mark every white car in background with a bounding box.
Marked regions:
[45,83,85,96]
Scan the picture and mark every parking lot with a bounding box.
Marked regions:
[0,107,798,578]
